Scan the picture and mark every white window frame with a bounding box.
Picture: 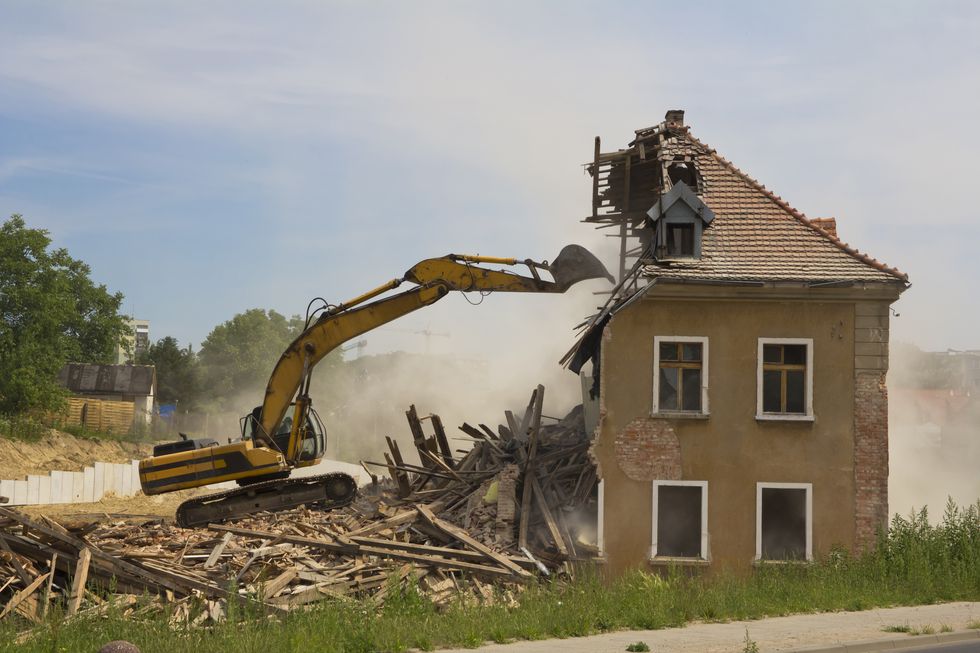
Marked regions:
[755,482,813,562]
[651,480,709,560]
[597,479,605,556]
[652,336,709,415]
[756,337,814,421]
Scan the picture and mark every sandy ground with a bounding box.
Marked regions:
[437,602,980,653]
[0,429,152,480]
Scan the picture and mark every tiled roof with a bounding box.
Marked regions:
[640,124,908,284]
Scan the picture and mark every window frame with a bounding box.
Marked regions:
[652,336,709,416]
[755,482,813,562]
[756,337,814,421]
[651,480,709,560]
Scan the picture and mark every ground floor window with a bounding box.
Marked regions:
[651,480,708,559]
[756,482,812,561]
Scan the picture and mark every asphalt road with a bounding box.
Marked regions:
[905,642,980,653]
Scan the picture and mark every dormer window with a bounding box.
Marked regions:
[647,179,715,261]
[667,223,695,257]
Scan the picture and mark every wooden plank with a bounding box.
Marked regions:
[40,552,58,619]
[262,568,298,599]
[429,414,454,467]
[416,505,531,578]
[67,548,90,616]
[348,536,537,570]
[518,386,545,550]
[0,572,50,621]
[203,532,233,569]
[208,524,357,555]
[357,545,516,578]
[530,476,568,557]
[0,532,32,586]
[404,405,431,467]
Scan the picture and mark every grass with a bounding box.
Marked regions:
[0,499,976,653]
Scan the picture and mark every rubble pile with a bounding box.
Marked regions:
[0,386,599,631]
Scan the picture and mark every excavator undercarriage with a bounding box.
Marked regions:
[174,472,357,528]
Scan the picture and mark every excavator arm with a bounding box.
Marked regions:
[256,245,612,459]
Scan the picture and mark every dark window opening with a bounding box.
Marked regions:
[666,223,695,257]
[667,160,700,191]
[762,343,807,414]
[658,341,703,412]
[657,484,703,558]
[760,487,808,560]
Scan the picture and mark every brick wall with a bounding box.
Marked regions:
[853,371,889,550]
[614,417,682,482]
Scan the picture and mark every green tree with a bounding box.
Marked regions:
[197,309,305,409]
[0,215,128,413]
[137,336,200,409]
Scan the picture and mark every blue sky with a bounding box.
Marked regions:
[1,0,978,363]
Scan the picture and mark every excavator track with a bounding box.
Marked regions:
[175,472,358,529]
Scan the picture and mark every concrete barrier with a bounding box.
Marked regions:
[1,460,143,506]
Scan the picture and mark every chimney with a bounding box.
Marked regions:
[664,109,685,127]
[811,217,838,238]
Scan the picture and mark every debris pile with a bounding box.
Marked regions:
[0,385,599,630]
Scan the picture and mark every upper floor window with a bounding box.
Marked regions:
[653,336,708,415]
[757,338,813,421]
[666,223,695,257]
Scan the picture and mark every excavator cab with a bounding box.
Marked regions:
[241,403,326,464]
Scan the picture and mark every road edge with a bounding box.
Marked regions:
[789,628,980,653]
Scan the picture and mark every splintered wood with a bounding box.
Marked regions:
[0,386,599,630]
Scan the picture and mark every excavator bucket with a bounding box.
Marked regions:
[548,244,615,291]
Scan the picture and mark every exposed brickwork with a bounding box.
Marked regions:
[494,464,520,545]
[854,371,889,550]
[614,417,682,482]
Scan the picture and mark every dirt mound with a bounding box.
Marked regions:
[0,429,153,480]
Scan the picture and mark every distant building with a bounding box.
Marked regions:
[936,349,980,394]
[57,363,157,431]
[116,318,150,364]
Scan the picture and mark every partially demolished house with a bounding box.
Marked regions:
[567,110,909,573]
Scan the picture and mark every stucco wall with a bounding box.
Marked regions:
[594,296,859,573]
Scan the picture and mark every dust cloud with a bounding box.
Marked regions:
[308,280,607,468]
[887,343,980,520]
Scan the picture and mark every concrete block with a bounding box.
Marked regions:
[49,472,61,504]
[13,480,28,505]
[94,462,106,501]
[72,472,85,502]
[121,465,133,496]
[83,467,95,503]
[38,476,51,505]
[27,475,42,504]
[0,480,14,505]
[59,472,74,503]
[113,464,125,496]
[132,460,143,496]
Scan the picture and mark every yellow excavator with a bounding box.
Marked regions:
[138,245,611,527]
